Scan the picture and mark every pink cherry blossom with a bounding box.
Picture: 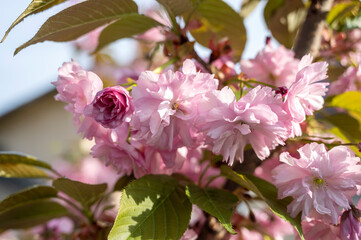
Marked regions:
[131,59,218,153]
[284,54,329,136]
[211,55,236,80]
[273,143,361,224]
[74,26,103,53]
[77,116,107,140]
[90,123,145,177]
[84,86,134,128]
[177,147,225,187]
[52,60,103,121]
[238,229,264,240]
[52,60,105,139]
[180,229,198,240]
[320,28,361,66]
[255,156,281,183]
[136,10,171,42]
[302,217,340,240]
[197,85,291,164]
[139,146,179,174]
[240,44,299,87]
[55,157,117,186]
[329,64,361,95]
[340,209,361,240]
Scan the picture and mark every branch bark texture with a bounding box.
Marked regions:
[293,0,334,58]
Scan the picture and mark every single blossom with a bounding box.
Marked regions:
[84,86,134,128]
[240,43,299,87]
[197,85,291,164]
[131,59,218,154]
[273,143,361,224]
[284,54,329,137]
[52,60,103,121]
[340,208,361,240]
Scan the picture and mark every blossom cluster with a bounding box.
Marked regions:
[52,42,361,239]
[53,49,328,175]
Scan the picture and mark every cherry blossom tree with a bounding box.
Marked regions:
[1,0,361,239]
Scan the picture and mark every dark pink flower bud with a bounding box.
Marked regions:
[275,86,288,96]
[357,141,361,153]
[85,86,134,128]
[265,36,272,45]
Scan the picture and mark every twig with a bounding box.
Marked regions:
[191,50,212,74]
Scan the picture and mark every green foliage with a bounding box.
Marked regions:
[186,0,247,59]
[0,200,69,230]
[327,1,361,31]
[324,91,361,156]
[239,0,261,18]
[329,91,361,114]
[1,0,67,42]
[95,14,162,52]
[264,0,306,48]
[157,0,193,17]
[323,113,361,156]
[221,165,304,240]
[108,175,192,240]
[0,152,52,178]
[14,0,138,55]
[186,184,238,234]
[53,178,107,209]
[0,186,58,213]
[113,174,135,192]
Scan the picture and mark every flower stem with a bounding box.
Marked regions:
[204,174,222,188]
[153,58,178,74]
[198,164,211,186]
[191,50,212,74]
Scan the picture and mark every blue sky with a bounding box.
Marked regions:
[0,0,270,116]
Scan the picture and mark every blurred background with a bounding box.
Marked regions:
[0,0,271,198]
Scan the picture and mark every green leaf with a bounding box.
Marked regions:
[327,1,360,30]
[186,184,238,234]
[240,0,261,18]
[221,165,304,239]
[15,0,138,55]
[95,14,162,51]
[1,0,67,43]
[157,0,193,17]
[0,200,69,230]
[53,178,107,208]
[264,0,306,48]
[0,152,52,178]
[113,174,135,192]
[324,113,361,142]
[329,91,361,114]
[0,186,57,213]
[322,112,361,157]
[108,175,192,240]
[187,0,247,59]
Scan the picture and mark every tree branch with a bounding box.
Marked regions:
[293,0,334,58]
